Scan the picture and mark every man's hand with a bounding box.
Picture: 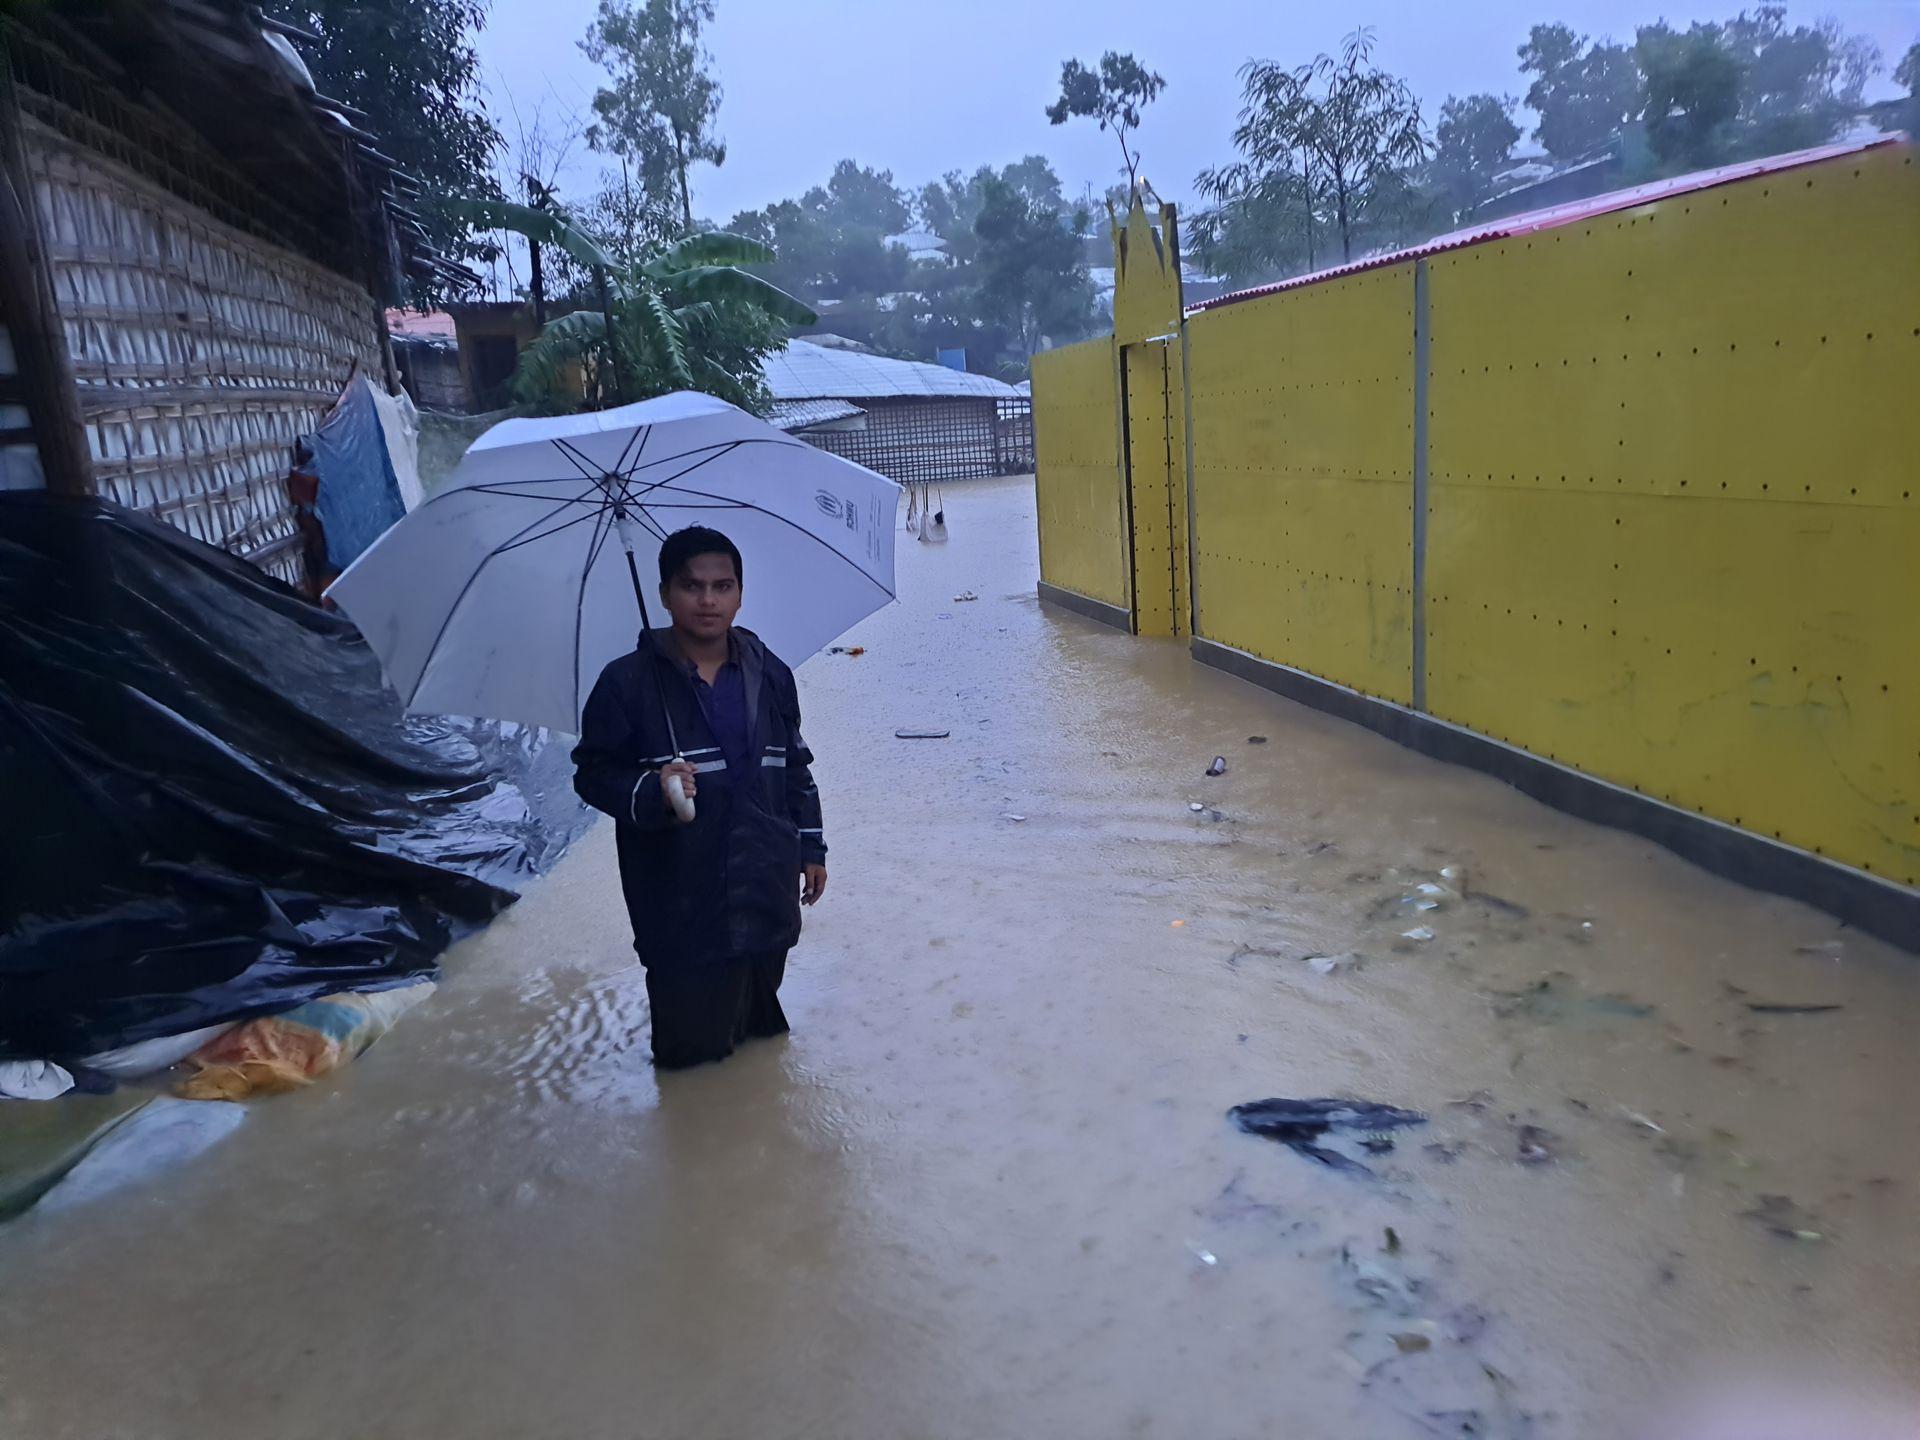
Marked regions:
[801,863,828,906]
[659,759,697,815]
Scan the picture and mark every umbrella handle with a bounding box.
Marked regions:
[664,767,697,824]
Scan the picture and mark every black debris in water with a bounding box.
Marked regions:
[1745,1194,1826,1241]
[1516,1125,1557,1164]
[1745,1002,1843,1015]
[1206,756,1227,776]
[894,727,951,740]
[1247,735,1268,744]
[1228,1097,1428,1177]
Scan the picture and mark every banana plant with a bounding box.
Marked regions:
[451,198,816,412]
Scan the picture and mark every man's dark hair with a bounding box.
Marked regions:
[657,525,742,587]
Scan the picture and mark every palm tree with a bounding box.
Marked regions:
[452,198,816,413]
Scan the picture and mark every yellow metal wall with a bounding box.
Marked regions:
[1424,144,1920,883]
[1186,266,1416,703]
[1122,339,1190,636]
[1031,335,1127,610]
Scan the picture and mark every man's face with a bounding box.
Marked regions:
[662,552,741,641]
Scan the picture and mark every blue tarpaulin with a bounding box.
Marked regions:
[308,378,413,571]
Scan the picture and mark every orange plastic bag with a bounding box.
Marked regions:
[175,983,433,1101]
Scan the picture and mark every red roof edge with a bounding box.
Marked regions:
[1187,136,1903,316]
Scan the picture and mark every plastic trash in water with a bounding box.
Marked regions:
[1189,802,1206,812]
[0,1061,75,1101]
[1186,1240,1219,1267]
[34,1098,247,1214]
[1230,1097,1428,1178]
[1247,735,1268,745]
[1439,864,1468,889]
[1401,925,1435,942]
[953,592,979,603]
[1206,756,1227,777]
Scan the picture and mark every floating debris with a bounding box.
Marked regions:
[1745,1002,1843,1015]
[826,645,867,656]
[894,727,950,740]
[953,591,979,602]
[1516,1125,1556,1164]
[1491,975,1654,1023]
[1206,756,1227,777]
[1248,735,1269,745]
[1229,1096,1428,1177]
[1745,1194,1825,1242]
[1401,926,1435,942]
[1000,813,1026,823]
[1309,952,1361,975]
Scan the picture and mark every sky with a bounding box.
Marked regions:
[475,0,1920,224]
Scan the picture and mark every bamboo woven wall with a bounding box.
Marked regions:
[801,397,1006,485]
[18,115,378,582]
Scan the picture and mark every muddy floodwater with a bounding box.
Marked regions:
[3,477,1916,1439]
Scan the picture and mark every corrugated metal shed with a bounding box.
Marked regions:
[1191,136,1899,315]
[764,340,1020,401]
[768,398,866,432]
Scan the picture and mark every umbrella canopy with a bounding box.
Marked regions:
[326,391,898,735]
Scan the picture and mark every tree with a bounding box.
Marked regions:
[1045,51,1167,191]
[1217,31,1428,264]
[1429,93,1521,223]
[729,160,911,301]
[1519,9,1883,174]
[581,0,725,233]
[1708,7,1882,155]
[917,157,1065,265]
[263,0,502,300]
[1899,40,1920,136]
[1190,160,1319,287]
[455,200,814,412]
[971,177,1095,358]
[1635,24,1748,168]
[1517,24,1643,161]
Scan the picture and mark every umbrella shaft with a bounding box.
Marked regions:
[623,545,683,760]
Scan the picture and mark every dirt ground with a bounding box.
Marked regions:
[2,476,1915,1440]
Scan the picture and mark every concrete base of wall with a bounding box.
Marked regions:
[1192,637,1920,954]
[1038,582,1132,634]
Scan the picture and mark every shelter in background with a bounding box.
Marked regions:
[447,302,542,411]
[763,339,1033,483]
[0,2,458,585]
[386,310,467,411]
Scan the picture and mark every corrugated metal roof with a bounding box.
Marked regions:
[386,308,457,340]
[1191,136,1900,315]
[768,398,867,431]
[763,340,1021,400]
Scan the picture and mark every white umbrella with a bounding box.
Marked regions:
[325,391,899,739]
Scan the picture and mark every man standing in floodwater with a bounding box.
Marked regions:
[571,526,828,1069]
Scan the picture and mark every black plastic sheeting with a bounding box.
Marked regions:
[0,494,590,1062]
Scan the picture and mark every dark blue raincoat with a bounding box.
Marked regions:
[571,628,825,970]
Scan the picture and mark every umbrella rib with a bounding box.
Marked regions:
[616,435,799,479]
[494,499,617,556]
[551,436,609,483]
[629,507,672,543]
[572,499,619,726]
[620,441,744,506]
[402,476,605,710]
[611,422,647,478]
[638,478,898,602]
